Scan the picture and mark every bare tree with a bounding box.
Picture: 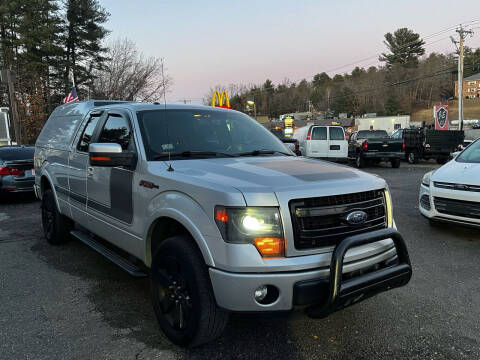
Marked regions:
[92,38,172,101]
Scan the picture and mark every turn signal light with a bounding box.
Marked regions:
[253,237,284,257]
[401,141,406,152]
[215,208,229,223]
[90,156,111,161]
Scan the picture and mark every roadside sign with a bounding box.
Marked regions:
[434,105,449,130]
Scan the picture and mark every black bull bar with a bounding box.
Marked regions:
[307,228,412,318]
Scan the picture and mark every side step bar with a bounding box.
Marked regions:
[70,230,147,277]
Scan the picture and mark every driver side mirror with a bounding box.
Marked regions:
[89,143,137,169]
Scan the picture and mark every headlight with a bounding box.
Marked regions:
[214,206,284,257]
[422,171,433,187]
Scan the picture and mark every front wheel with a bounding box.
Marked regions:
[355,154,366,168]
[150,236,229,347]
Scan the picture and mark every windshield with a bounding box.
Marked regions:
[136,109,291,160]
[456,139,480,163]
[357,130,389,139]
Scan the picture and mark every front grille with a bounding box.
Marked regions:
[434,197,480,219]
[290,189,387,250]
[434,181,480,192]
[420,195,431,210]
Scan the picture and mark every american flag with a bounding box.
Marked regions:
[63,87,79,104]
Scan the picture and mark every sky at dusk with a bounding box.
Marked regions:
[101,0,480,104]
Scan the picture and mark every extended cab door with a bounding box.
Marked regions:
[85,110,140,256]
[328,126,348,159]
[68,111,104,228]
[308,126,328,157]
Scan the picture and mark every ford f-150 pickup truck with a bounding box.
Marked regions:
[34,101,412,347]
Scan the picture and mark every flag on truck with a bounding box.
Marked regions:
[63,87,79,104]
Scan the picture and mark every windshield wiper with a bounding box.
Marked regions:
[233,149,293,157]
[153,151,235,160]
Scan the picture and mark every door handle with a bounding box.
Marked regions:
[87,166,94,177]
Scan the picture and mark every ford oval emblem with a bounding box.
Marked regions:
[346,210,368,225]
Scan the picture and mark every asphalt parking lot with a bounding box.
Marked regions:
[0,161,479,360]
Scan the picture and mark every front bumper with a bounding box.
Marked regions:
[419,184,480,228]
[210,228,411,312]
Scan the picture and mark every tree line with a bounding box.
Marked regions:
[207,28,480,119]
[0,0,171,144]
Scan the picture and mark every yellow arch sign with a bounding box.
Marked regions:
[211,90,231,109]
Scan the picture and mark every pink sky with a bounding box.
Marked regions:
[102,0,480,104]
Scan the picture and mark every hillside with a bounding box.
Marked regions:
[411,99,480,123]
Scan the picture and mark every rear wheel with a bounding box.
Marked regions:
[150,236,229,347]
[41,189,73,245]
[391,159,401,168]
[407,151,419,164]
[355,154,366,168]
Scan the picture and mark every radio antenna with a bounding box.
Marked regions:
[161,58,174,172]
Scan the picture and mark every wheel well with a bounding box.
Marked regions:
[147,217,191,267]
[40,175,52,196]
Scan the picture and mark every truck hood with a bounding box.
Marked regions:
[432,160,480,186]
[161,156,386,205]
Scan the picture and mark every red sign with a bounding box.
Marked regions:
[434,105,449,130]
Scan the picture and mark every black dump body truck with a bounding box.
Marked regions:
[393,128,464,164]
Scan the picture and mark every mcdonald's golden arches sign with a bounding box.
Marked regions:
[211,90,231,109]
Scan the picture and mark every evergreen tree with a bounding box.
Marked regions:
[61,0,109,95]
[379,28,425,68]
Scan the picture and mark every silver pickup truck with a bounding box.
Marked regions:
[34,101,412,347]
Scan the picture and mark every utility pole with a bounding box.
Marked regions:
[1,70,22,144]
[452,25,474,131]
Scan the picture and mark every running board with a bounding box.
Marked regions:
[70,230,147,277]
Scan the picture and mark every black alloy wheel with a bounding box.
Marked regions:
[155,256,192,331]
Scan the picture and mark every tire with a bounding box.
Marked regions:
[391,159,401,168]
[355,154,366,168]
[436,157,447,165]
[150,236,229,347]
[41,189,73,245]
[407,151,419,164]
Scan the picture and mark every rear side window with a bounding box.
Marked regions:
[36,115,83,150]
[0,147,34,161]
[311,127,327,140]
[329,127,344,140]
[98,115,133,151]
[77,117,100,152]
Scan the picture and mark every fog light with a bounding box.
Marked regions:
[254,285,268,301]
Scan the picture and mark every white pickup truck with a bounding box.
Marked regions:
[35,101,412,347]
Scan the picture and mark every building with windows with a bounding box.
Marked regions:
[455,73,480,99]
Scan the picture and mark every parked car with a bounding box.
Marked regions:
[294,125,348,161]
[419,138,480,228]
[391,128,464,164]
[454,139,473,154]
[473,121,480,129]
[270,128,301,155]
[35,101,412,347]
[0,145,35,195]
[348,130,404,168]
